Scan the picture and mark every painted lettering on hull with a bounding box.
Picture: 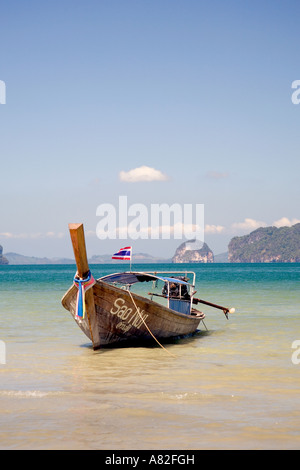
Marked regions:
[110,297,149,331]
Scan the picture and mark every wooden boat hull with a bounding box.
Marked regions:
[62,280,201,348]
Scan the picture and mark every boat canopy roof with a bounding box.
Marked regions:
[99,271,192,286]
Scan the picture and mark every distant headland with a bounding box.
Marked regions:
[3,251,172,265]
[171,223,300,262]
[228,223,300,263]
[1,223,299,264]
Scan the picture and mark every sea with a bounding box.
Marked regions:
[0,262,299,450]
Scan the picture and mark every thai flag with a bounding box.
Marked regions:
[112,246,132,260]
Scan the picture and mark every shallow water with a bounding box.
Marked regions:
[0,263,299,449]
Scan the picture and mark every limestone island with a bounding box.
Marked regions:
[172,240,214,263]
[228,223,300,262]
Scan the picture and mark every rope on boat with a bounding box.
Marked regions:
[127,290,176,358]
[73,271,96,320]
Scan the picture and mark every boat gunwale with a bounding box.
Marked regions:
[94,278,200,323]
[62,278,200,324]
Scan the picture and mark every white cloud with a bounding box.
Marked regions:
[86,230,97,237]
[229,216,300,234]
[0,232,28,239]
[0,232,65,239]
[96,222,204,241]
[206,171,229,180]
[205,224,225,234]
[230,218,267,232]
[45,232,65,239]
[119,166,168,183]
[273,217,300,228]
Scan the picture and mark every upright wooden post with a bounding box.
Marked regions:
[69,223,90,278]
[69,223,101,349]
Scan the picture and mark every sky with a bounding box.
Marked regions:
[0,0,300,259]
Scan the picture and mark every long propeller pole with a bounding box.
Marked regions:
[192,297,235,319]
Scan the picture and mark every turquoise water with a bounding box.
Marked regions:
[0,263,300,450]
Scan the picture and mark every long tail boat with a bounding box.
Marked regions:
[61,223,234,350]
